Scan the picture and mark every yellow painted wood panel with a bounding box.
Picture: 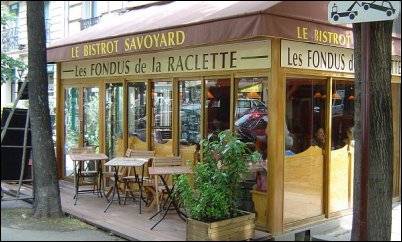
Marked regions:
[180,145,196,164]
[329,145,352,213]
[154,140,173,157]
[284,146,324,224]
[128,136,147,150]
[251,190,268,230]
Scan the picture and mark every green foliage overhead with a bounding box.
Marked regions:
[1,4,27,85]
[1,4,15,26]
[174,130,262,222]
[1,52,26,85]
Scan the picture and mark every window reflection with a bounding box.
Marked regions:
[234,77,268,158]
[329,80,355,213]
[286,78,327,153]
[284,77,326,224]
[105,83,122,158]
[179,80,201,146]
[205,78,231,135]
[83,87,99,149]
[128,82,147,144]
[331,80,354,150]
[151,81,172,146]
[64,87,79,177]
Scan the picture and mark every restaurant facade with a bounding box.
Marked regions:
[47,1,401,236]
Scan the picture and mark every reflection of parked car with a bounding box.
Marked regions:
[235,112,268,142]
[314,90,345,117]
[241,105,267,117]
[237,98,266,117]
[180,104,201,144]
[331,98,344,117]
[135,116,146,129]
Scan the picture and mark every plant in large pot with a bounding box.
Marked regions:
[175,130,261,241]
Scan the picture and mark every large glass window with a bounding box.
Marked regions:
[286,78,327,153]
[284,77,326,224]
[205,78,231,138]
[331,80,355,149]
[329,80,355,213]
[235,77,268,159]
[151,80,172,155]
[64,87,79,177]
[105,83,123,159]
[179,79,201,161]
[83,87,99,149]
[128,82,147,150]
[63,86,99,178]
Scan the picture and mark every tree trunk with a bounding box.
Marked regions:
[27,1,63,218]
[351,21,393,241]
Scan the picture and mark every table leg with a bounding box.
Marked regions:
[97,160,103,198]
[73,161,79,205]
[104,166,120,212]
[139,165,146,214]
[149,175,187,230]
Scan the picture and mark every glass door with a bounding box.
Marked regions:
[64,85,100,179]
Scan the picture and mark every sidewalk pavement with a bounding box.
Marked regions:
[2,192,400,241]
[312,203,401,241]
[1,194,127,241]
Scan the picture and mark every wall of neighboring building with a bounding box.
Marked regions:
[1,82,13,107]
[1,1,132,107]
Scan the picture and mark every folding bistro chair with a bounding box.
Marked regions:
[102,148,132,202]
[121,150,155,205]
[149,155,182,211]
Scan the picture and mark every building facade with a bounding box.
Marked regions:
[1,1,158,109]
[47,1,401,236]
[2,1,401,237]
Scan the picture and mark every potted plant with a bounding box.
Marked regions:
[175,130,262,241]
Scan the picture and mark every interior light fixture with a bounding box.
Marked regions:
[248,92,261,99]
[314,92,322,98]
[207,91,214,99]
[332,80,341,99]
[332,91,342,100]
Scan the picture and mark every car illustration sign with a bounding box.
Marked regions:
[328,1,400,24]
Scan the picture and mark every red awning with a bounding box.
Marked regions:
[47,1,400,62]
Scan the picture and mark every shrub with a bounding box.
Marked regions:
[175,130,261,222]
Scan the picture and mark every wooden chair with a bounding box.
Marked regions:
[103,148,133,202]
[121,150,155,205]
[68,146,103,199]
[145,155,182,211]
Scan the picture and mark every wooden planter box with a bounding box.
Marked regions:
[251,190,268,231]
[186,211,255,241]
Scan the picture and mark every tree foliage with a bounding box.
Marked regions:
[1,3,26,85]
[175,130,261,222]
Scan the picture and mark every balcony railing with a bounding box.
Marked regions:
[80,16,101,31]
[1,27,19,52]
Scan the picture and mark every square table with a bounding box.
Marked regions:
[103,157,151,214]
[69,153,108,205]
[148,166,192,230]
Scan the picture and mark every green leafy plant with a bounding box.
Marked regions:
[1,4,27,85]
[175,129,261,222]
